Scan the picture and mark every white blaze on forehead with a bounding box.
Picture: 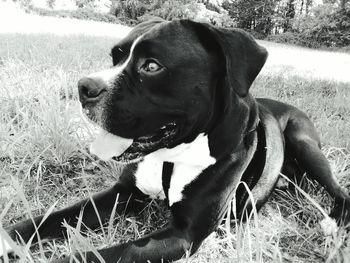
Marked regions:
[87,35,144,161]
[90,128,133,161]
[87,67,122,87]
[86,35,144,87]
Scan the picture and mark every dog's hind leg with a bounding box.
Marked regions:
[284,112,350,225]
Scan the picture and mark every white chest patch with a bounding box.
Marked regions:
[133,133,216,205]
[134,155,166,200]
[168,163,208,206]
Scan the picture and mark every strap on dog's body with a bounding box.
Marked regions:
[236,108,285,219]
[162,161,174,201]
[236,121,267,216]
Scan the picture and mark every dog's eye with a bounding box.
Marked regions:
[141,60,162,73]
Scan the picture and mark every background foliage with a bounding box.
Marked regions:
[1,1,350,262]
[14,0,350,51]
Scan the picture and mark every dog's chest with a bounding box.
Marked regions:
[134,134,216,206]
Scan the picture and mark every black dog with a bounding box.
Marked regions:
[2,19,350,263]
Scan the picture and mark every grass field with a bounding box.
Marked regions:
[1,17,350,263]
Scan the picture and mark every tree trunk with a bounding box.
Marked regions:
[300,0,304,14]
[284,0,296,32]
[305,0,313,14]
[340,0,348,10]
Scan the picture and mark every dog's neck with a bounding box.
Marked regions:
[208,93,259,159]
[144,93,259,165]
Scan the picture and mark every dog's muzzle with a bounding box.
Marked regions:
[78,76,180,163]
[78,77,107,106]
[112,122,178,162]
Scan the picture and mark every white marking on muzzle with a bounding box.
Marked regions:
[90,128,133,161]
[86,36,144,161]
[87,35,144,88]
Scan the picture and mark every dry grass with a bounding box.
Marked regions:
[0,12,350,263]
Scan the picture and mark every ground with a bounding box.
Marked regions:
[1,5,350,263]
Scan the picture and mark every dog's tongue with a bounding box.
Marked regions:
[90,129,133,161]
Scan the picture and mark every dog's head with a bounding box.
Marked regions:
[78,19,267,163]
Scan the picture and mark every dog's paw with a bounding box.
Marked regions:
[320,217,338,236]
[329,199,350,227]
[0,230,22,261]
[0,237,14,259]
[50,257,70,263]
[275,177,289,190]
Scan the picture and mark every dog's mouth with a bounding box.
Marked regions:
[112,122,178,163]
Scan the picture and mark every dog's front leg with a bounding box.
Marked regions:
[53,225,196,263]
[3,170,147,260]
[54,157,254,263]
[9,184,141,240]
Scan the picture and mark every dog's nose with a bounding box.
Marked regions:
[78,77,107,104]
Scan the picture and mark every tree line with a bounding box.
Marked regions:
[109,0,350,48]
[21,0,350,49]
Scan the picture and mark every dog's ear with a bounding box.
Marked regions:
[181,20,268,98]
